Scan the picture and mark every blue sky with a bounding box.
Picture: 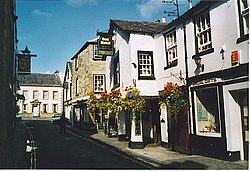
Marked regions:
[16,0,198,77]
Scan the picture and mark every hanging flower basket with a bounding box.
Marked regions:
[159,82,188,124]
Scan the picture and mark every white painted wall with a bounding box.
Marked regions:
[18,85,63,115]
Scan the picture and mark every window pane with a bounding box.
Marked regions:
[195,87,221,136]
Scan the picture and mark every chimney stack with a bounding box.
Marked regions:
[188,0,192,9]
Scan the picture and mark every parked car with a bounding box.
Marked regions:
[52,113,62,125]
[16,113,22,121]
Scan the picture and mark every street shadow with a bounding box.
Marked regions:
[159,160,208,170]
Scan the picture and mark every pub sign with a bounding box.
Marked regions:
[97,34,114,56]
[18,55,31,72]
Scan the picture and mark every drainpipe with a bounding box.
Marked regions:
[183,20,192,153]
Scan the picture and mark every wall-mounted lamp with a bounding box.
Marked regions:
[194,56,204,72]
[220,48,225,60]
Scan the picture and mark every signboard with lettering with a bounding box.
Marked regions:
[97,34,114,56]
[231,50,239,66]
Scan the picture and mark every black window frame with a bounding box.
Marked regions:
[138,50,155,80]
[113,54,120,88]
[236,0,249,44]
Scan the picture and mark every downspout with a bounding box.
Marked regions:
[183,20,191,153]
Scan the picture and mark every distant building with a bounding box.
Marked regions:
[17,72,63,118]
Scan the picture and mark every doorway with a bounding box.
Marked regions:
[239,90,249,160]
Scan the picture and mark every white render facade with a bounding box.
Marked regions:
[18,85,63,117]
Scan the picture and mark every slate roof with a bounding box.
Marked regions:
[109,19,166,35]
[17,73,62,87]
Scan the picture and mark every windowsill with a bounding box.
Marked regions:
[113,83,120,89]
[138,76,156,80]
[164,59,178,70]
[192,48,214,59]
[236,34,249,44]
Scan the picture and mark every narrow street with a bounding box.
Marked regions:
[23,119,151,169]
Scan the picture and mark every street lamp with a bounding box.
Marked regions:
[194,56,204,72]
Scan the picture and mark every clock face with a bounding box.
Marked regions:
[18,56,30,72]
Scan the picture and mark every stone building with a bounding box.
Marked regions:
[68,38,106,129]
[0,0,18,148]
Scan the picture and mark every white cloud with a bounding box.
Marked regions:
[32,9,52,17]
[136,0,164,18]
[65,0,97,7]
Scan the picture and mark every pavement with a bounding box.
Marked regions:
[0,121,248,170]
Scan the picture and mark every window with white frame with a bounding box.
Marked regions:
[138,51,154,79]
[94,74,105,92]
[93,44,103,60]
[195,11,212,53]
[238,0,249,38]
[53,91,58,100]
[43,91,49,100]
[194,87,221,137]
[33,90,39,99]
[165,30,178,67]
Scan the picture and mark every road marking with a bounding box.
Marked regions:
[66,129,155,169]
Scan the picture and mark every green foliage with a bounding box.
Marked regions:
[159,82,188,123]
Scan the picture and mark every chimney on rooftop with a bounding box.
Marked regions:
[162,16,167,24]
[54,70,59,78]
[188,0,192,9]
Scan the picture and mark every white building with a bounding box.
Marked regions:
[17,72,63,118]
[63,62,73,121]
[107,19,166,147]
[155,0,249,160]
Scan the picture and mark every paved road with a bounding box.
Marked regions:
[23,120,151,169]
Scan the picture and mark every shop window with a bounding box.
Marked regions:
[138,51,155,80]
[194,11,213,55]
[194,87,221,137]
[94,74,105,93]
[165,30,178,68]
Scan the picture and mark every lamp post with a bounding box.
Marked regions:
[194,56,204,72]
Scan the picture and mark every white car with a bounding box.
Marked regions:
[52,114,61,125]
[16,113,22,121]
